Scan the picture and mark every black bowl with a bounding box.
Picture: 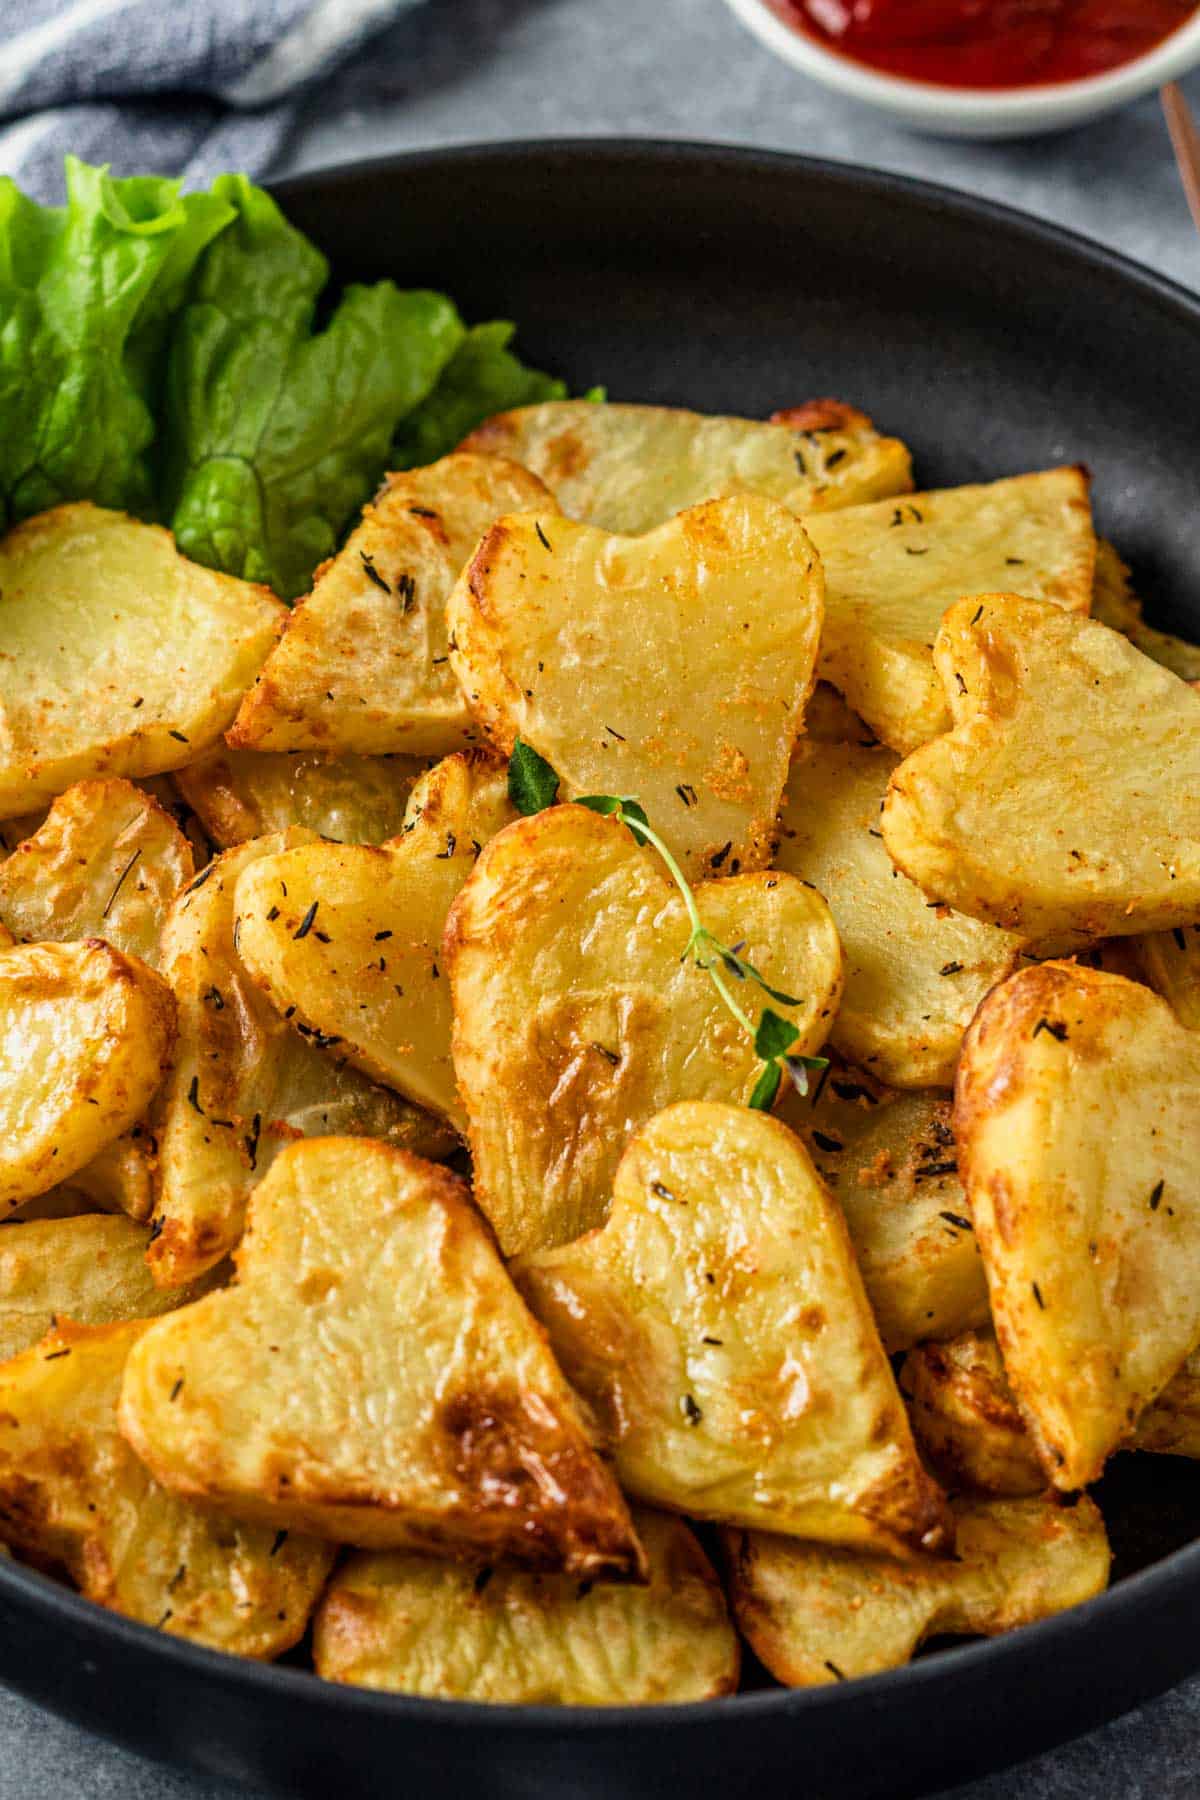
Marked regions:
[4,140,1200,1800]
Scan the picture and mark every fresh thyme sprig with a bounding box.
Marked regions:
[507,740,827,1108]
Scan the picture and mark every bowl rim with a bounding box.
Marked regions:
[8,133,1200,1739]
[722,0,1200,122]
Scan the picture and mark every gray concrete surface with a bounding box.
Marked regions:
[8,0,1200,1792]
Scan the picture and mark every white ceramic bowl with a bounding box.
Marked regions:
[723,0,1200,137]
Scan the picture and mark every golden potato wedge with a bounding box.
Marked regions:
[447,804,844,1258]
[0,1319,332,1655]
[0,504,283,818]
[150,830,453,1289]
[956,962,1200,1488]
[776,1064,989,1353]
[777,740,1022,1086]
[1132,923,1200,1029]
[805,469,1094,755]
[121,1138,645,1575]
[229,455,553,757]
[725,1494,1109,1688]
[902,1331,1200,1495]
[0,779,194,967]
[448,495,824,879]
[459,399,913,533]
[882,596,1200,942]
[1090,539,1200,682]
[175,748,428,849]
[313,1507,737,1704]
[46,1132,155,1223]
[0,1215,218,1363]
[234,751,517,1130]
[517,1103,949,1556]
[0,940,175,1212]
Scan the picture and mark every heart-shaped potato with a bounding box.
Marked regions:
[447,494,824,879]
[229,454,553,757]
[882,596,1200,943]
[902,1331,1200,1497]
[0,503,283,819]
[234,751,517,1130]
[0,778,194,967]
[956,961,1200,1488]
[313,1507,738,1705]
[724,1494,1109,1688]
[121,1137,645,1576]
[459,399,913,534]
[149,830,451,1289]
[778,739,1022,1087]
[0,939,175,1212]
[806,468,1094,755]
[0,1319,333,1656]
[517,1102,949,1556]
[175,747,429,849]
[446,803,844,1258]
[776,1063,989,1353]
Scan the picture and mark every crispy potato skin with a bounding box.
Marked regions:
[459,400,912,534]
[0,503,283,818]
[805,469,1094,756]
[446,804,844,1259]
[448,494,824,880]
[0,778,194,967]
[516,1102,950,1557]
[229,455,554,757]
[175,748,429,849]
[725,1494,1109,1687]
[149,830,451,1289]
[232,749,516,1129]
[0,939,175,1211]
[778,740,1022,1087]
[955,962,1200,1488]
[0,1319,332,1655]
[313,1507,737,1704]
[0,1215,219,1362]
[122,1138,644,1576]
[883,595,1200,942]
[776,1066,989,1353]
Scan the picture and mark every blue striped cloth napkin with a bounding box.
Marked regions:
[0,0,423,200]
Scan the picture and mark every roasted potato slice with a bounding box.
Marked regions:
[0,940,175,1212]
[1090,539,1200,682]
[0,1215,218,1363]
[903,1331,1200,1495]
[447,804,844,1258]
[150,830,453,1289]
[805,469,1094,755]
[459,400,913,532]
[121,1138,644,1575]
[229,455,553,757]
[234,751,517,1130]
[0,779,194,966]
[0,504,283,818]
[313,1507,737,1704]
[174,748,428,849]
[725,1495,1109,1688]
[801,682,872,745]
[0,1319,332,1655]
[44,1132,155,1223]
[448,495,824,879]
[956,962,1200,1488]
[517,1103,949,1556]
[776,1065,989,1353]
[882,596,1200,942]
[777,740,1022,1086]
[1132,924,1200,1029]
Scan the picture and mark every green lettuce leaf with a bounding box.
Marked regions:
[0,156,233,529]
[162,175,464,598]
[390,320,570,470]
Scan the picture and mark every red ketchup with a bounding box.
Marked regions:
[772,1,1197,88]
